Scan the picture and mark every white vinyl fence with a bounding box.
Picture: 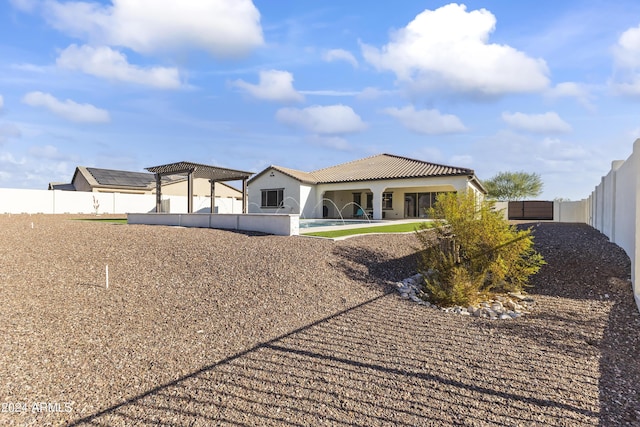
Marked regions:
[554,139,640,312]
[0,188,242,215]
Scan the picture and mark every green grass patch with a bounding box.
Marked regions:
[302,221,435,238]
[74,218,128,224]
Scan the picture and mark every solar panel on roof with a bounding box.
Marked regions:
[87,168,156,188]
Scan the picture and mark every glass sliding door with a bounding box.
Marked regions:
[404,192,451,217]
[352,193,361,217]
[404,194,417,217]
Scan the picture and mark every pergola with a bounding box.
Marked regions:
[145,161,254,214]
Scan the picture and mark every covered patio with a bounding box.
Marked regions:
[315,175,485,221]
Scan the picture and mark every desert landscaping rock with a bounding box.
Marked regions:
[0,216,639,426]
[396,273,533,319]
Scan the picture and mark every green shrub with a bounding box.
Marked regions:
[415,191,545,307]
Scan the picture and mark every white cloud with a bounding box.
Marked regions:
[611,24,640,96]
[613,25,640,68]
[356,87,396,100]
[28,144,66,160]
[323,49,358,68]
[306,135,351,151]
[361,3,549,97]
[384,105,466,135]
[539,137,588,161]
[57,44,182,89]
[9,0,37,12]
[411,146,444,163]
[299,90,360,97]
[546,82,595,110]
[43,0,263,58]
[0,123,22,144]
[232,70,304,102]
[502,111,572,134]
[449,154,473,166]
[611,77,640,96]
[0,94,3,110]
[276,105,367,135]
[473,130,591,178]
[22,91,110,123]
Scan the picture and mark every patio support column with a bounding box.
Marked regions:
[242,178,248,213]
[210,180,216,214]
[369,183,386,220]
[155,174,162,213]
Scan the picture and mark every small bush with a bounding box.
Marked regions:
[415,191,545,307]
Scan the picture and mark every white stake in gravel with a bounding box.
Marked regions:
[105,264,109,289]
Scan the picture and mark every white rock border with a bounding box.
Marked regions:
[396,273,535,320]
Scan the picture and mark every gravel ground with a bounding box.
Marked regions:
[0,215,638,426]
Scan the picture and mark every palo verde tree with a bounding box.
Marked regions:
[483,171,543,201]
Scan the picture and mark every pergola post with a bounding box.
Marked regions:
[210,180,216,214]
[155,174,162,213]
[187,171,194,213]
[242,178,248,214]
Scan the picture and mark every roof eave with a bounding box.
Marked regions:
[317,172,472,184]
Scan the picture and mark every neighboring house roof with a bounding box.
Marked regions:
[58,166,243,195]
[48,182,75,190]
[85,167,160,188]
[250,153,484,191]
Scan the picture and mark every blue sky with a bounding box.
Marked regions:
[2,0,640,200]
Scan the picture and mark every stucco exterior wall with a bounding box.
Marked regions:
[247,168,302,214]
[299,184,316,218]
[73,173,92,192]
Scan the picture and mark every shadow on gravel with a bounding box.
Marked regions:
[67,290,603,426]
[330,245,420,290]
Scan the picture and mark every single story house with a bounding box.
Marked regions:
[247,153,486,220]
[50,166,244,200]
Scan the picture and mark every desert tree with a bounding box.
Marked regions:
[483,171,543,201]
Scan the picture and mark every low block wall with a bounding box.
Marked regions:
[127,213,300,236]
[554,200,589,223]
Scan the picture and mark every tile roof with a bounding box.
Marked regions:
[270,165,318,184]
[310,153,475,183]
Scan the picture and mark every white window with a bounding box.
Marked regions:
[261,189,284,208]
[382,192,393,209]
